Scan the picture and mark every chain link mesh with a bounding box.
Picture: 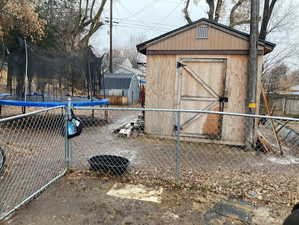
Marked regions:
[0,106,65,219]
[72,107,299,208]
[1,105,299,221]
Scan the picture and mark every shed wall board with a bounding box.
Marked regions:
[145,55,177,136]
[147,25,264,52]
[145,54,254,144]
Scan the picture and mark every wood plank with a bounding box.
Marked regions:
[147,50,264,55]
[145,55,177,136]
[261,87,283,155]
[181,102,218,129]
[181,96,219,101]
[183,66,219,98]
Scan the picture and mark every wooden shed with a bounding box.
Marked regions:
[137,18,275,146]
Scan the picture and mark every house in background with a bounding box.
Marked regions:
[268,84,299,116]
[98,73,140,105]
[137,18,275,146]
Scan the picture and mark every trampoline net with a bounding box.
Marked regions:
[5,40,103,101]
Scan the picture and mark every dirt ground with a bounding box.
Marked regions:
[1,171,206,225]
[0,170,290,225]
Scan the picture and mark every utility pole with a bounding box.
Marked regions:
[247,0,258,147]
[109,0,113,73]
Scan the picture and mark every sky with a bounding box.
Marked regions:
[90,0,208,51]
[89,0,299,69]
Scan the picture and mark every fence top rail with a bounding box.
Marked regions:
[0,106,64,123]
[74,106,299,122]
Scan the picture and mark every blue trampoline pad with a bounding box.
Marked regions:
[0,98,109,107]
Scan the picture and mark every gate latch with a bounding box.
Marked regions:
[219,97,228,103]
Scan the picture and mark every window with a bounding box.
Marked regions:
[197,25,209,39]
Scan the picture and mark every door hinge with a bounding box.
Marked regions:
[176,62,185,68]
[174,125,182,131]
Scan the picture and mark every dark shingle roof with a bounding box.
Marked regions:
[101,73,134,89]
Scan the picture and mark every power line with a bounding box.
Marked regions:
[110,16,178,29]
[104,23,168,33]
[150,1,183,32]
[115,0,182,33]
[113,24,165,32]
[116,20,173,31]
[117,0,159,20]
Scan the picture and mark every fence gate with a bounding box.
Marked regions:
[176,58,227,139]
[0,107,66,220]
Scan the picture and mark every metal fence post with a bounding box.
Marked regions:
[175,111,181,184]
[64,98,71,169]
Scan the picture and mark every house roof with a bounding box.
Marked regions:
[137,18,276,55]
[101,73,134,89]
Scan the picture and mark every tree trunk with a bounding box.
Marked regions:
[214,0,224,22]
[206,0,215,20]
[259,0,278,40]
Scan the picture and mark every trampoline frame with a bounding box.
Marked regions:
[0,98,109,107]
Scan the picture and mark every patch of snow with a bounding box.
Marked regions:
[267,155,299,165]
[107,183,163,203]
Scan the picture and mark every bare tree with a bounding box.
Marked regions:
[38,0,108,51]
[182,0,280,39]
[182,0,224,23]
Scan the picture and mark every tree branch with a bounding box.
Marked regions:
[183,0,192,24]
[229,0,248,27]
[214,0,224,22]
[90,0,96,20]
[84,0,89,20]
[259,0,271,40]
[79,0,107,47]
[230,19,250,27]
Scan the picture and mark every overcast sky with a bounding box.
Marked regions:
[90,0,208,51]
[90,0,299,69]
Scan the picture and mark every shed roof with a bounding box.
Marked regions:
[102,73,134,89]
[137,18,275,55]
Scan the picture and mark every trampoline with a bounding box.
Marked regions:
[0,94,109,108]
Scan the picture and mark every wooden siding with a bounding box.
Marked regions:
[145,54,256,145]
[220,55,248,143]
[145,55,177,136]
[147,25,259,52]
[146,49,265,55]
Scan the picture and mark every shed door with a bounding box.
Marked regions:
[177,58,227,139]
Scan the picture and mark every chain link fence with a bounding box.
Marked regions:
[1,104,299,221]
[71,107,299,206]
[0,106,66,220]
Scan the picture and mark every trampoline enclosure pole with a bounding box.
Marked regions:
[24,39,28,101]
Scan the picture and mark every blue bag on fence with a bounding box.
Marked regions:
[62,110,83,139]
